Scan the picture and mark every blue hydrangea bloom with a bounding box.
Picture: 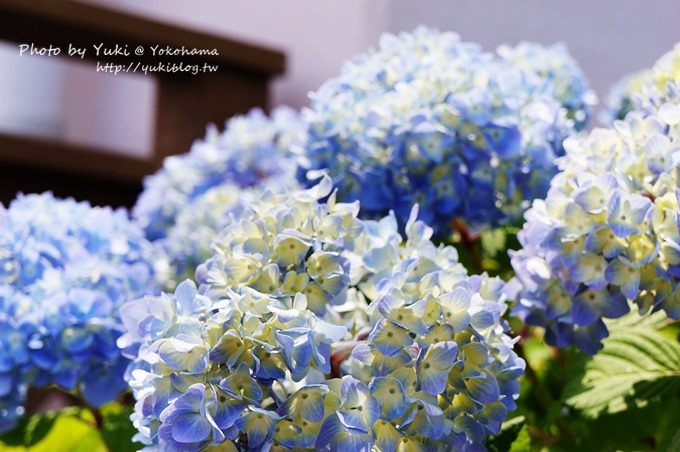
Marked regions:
[121,177,523,451]
[497,42,596,130]
[509,104,680,354]
[157,184,256,289]
[133,105,304,240]
[0,193,157,432]
[133,108,305,290]
[0,288,30,432]
[602,69,654,123]
[299,27,593,237]
[604,42,680,122]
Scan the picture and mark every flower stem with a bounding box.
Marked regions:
[452,219,483,274]
[514,327,572,444]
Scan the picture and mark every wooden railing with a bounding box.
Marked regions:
[0,0,285,206]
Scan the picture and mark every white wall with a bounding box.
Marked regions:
[0,42,67,138]
[1,1,679,157]
[0,0,391,156]
[79,0,391,109]
[389,0,680,102]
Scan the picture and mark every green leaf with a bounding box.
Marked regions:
[487,416,526,452]
[0,418,32,447]
[556,396,680,451]
[564,309,680,417]
[0,409,106,452]
[508,425,531,452]
[670,429,680,452]
[29,416,108,452]
[481,228,507,258]
[100,402,139,452]
[0,410,62,447]
[29,414,105,452]
[605,305,670,330]
[23,415,58,447]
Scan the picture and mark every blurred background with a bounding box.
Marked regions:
[0,0,678,197]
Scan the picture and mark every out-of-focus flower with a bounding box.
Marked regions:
[122,178,523,451]
[0,287,30,432]
[497,42,596,129]
[0,193,157,432]
[299,27,593,237]
[509,104,680,353]
[603,69,654,122]
[158,184,255,286]
[134,107,304,242]
[133,107,305,289]
[604,43,680,122]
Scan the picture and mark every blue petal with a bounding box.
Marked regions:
[373,420,402,452]
[369,377,408,419]
[168,384,204,413]
[573,320,608,355]
[571,291,601,325]
[213,398,245,430]
[316,415,373,452]
[417,342,458,395]
[464,374,500,404]
[157,339,208,373]
[368,320,414,357]
[453,414,485,446]
[171,413,212,444]
[605,260,640,300]
[337,410,370,433]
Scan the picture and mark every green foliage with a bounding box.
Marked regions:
[505,304,680,451]
[0,402,138,452]
[564,310,680,417]
[0,408,105,452]
[557,396,680,451]
[99,403,139,452]
[0,411,61,448]
[451,224,520,278]
[487,416,526,451]
[508,425,532,452]
[670,429,680,452]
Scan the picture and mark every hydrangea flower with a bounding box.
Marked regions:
[121,177,523,451]
[158,184,256,287]
[133,106,305,242]
[0,287,30,432]
[509,104,680,354]
[602,69,654,122]
[299,27,593,237]
[497,42,596,129]
[604,43,680,122]
[0,193,157,432]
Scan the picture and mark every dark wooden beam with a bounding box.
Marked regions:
[0,0,285,75]
[0,133,150,207]
[153,71,270,160]
[0,0,286,206]
[0,132,154,181]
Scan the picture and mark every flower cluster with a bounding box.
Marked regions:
[509,104,680,353]
[605,43,680,121]
[0,193,157,432]
[299,27,593,237]
[158,184,256,287]
[497,42,595,129]
[133,107,304,242]
[603,69,653,122]
[340,272,524,451]
[121,178,523,451]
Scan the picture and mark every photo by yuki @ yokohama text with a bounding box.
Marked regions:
[95,61,219,76]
